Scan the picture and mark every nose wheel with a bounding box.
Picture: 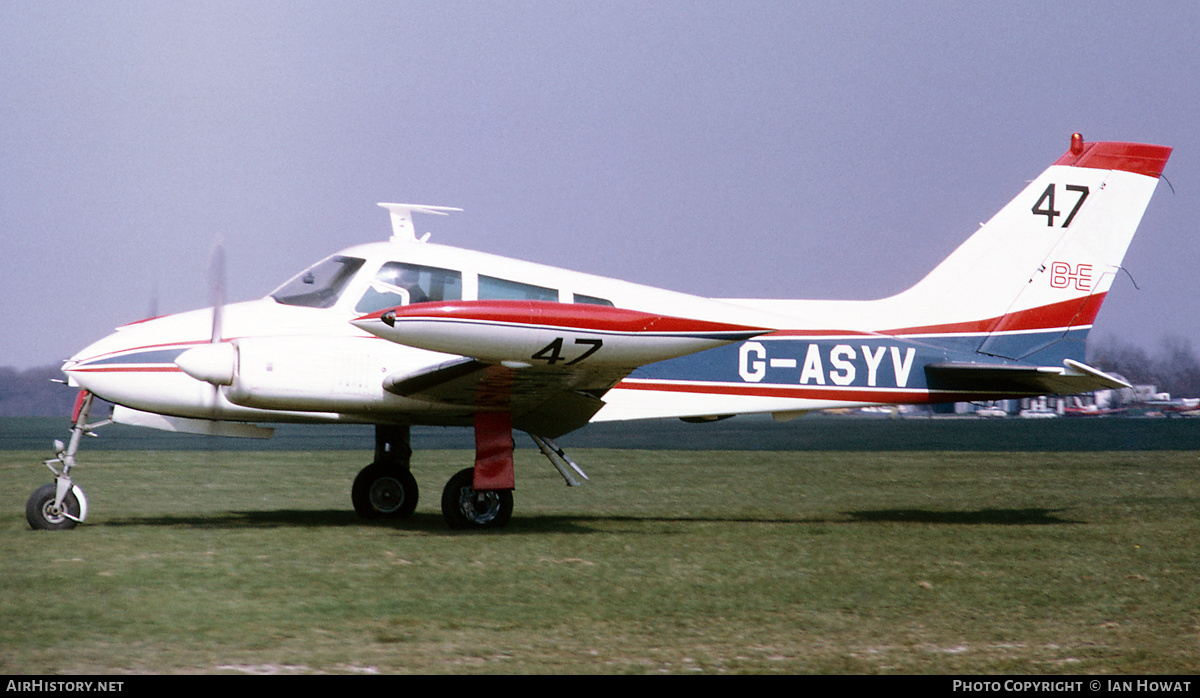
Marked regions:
[26,483,85,530]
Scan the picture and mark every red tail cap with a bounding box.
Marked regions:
[1054,133,1172,178]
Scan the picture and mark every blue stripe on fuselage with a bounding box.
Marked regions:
[76,348,189,366]
[629,330,1089,390]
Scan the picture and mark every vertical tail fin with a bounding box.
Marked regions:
[891,134,1171,363]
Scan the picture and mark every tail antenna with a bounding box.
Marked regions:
[1119,266,1141,291]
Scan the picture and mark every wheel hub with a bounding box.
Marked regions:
[458,488,502,524]
[369,477,406,514]
[41,500,67,524]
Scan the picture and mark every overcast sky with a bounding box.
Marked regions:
[2,1,1197,369]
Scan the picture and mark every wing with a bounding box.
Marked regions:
[354,301,770,437]
[379,356,619,437]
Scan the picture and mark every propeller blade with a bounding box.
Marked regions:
[206,238,228,418]
[148,281,159,320]
[209,239,226,344]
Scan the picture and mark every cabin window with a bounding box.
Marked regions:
[271,255,365,308]
[478,275,559,302]
[572,293,613,306]
[355,262,462,313]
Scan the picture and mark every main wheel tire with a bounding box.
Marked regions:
[352,464,419,520]
[26,483,80,531]
[440,467,513,530]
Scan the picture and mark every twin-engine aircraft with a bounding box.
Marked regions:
[28,134,1172,531]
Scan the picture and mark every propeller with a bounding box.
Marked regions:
[174,238,236,413]
[147,281,160,320]
[209,238,225,344]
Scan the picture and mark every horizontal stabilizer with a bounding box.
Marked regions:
[925,359,1130,397]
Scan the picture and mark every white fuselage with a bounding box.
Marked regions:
[63,238,802,428]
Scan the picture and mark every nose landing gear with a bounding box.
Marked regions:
[27,391,105,531]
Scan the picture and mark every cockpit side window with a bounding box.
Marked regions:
[354,262,463,314]
[572,292,614,306]
[478,275,559,302]
[271,256,366,308]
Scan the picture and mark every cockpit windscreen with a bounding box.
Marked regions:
[271,256,366,308]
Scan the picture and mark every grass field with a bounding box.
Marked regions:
[2,447,1198,674]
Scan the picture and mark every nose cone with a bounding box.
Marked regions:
[174,343,237,386]
[61,338,102,389]
[61,328,181,386]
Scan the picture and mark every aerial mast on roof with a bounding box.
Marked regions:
[377,203,462,243]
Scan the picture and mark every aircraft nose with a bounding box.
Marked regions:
[58,306,229,410]
[61,334,118,380]
[59,331,131,395]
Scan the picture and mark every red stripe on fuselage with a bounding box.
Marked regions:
[369,296,1100,341]
[67,366,183,373]
[359,301,767,336]
[884,293,1105,337]
[766,294,1105,339]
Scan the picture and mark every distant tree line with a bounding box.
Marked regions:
[1088,335,1200,399]
[0,365,79,417]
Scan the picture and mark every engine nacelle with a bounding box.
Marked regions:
[174,336,422,413]
[352,301,768,368]
[228,336,401,412]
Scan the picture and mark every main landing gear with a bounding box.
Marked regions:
[440,467,513,529]
[351,416,518,530]
[352,413,587,530]
[27,391,107,531]
[351,424,420,520]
